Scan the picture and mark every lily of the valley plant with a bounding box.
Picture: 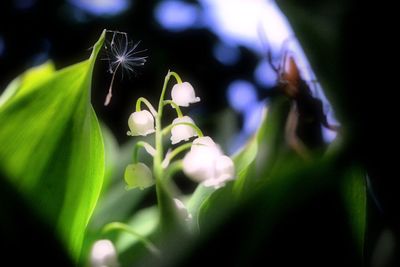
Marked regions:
[95,71,235,263]
[125,71,235,221]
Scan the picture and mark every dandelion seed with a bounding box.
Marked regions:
[103,30,147,106]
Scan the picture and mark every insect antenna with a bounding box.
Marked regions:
[257,23,280,74]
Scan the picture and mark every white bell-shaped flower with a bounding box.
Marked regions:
[127,110,155,136]
[170,116,198,144]
[183,136,231,186]
[203,155,235,189]
[90,239,120,267]
[173,198,193,222]
[171,82,200,107]
[124,163,154,190]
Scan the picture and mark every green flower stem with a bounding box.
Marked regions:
[136,97,157,116]
[154,70,186,178]
[154,72,171,180]
[163,100,183,117]
[102,222,160,256]
[163,143,192,167]
[133,141,155,163]
[169,71,183,84]
[161,122,204,137]
[154,71,181,233]
[165,160,183,180]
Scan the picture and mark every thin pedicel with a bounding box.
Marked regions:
[103,30,147,106]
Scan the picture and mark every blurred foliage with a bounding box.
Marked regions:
[0,30,106,262]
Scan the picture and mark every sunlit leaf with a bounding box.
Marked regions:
[188,98,289,229]
[232,98,289,196]
[0,30,106,261]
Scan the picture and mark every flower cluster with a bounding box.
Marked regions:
[124,72,235,192]
[122,71,235,230]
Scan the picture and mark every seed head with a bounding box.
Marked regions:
[103,30,147,106]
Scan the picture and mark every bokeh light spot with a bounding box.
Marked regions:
[68,0,129,16]
[155,1,199,32]
[227,80,257,112]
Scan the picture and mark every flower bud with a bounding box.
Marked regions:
[127,110,155,136]
[171,82,200,107]
[170,116,198,145]
[90,239,119,267]
[173,198,193,222]
[124,163,154,190]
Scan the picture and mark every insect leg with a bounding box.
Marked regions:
[285,103,311,160]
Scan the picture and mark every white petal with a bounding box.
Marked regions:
[170,116,198,144]
[215,155,235,180]
[173,198,193,222]
[171,82,201,107]
[191,136,221,152]
[127,110,155,136]
[182,137,223,182]
[90,239,119,267]
[142,142,156,156]
[161,149,172,169]
[202,155,235,189]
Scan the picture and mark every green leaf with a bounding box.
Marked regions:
[187,184,215,228]
[341,166,366,257]
[115,206,159,253]
[186,110,265,226]
[0,30,106,261]
[232,97,289,196]
[188,98,290,228]
[88,138,151,232]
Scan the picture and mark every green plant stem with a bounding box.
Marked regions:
[163,143,192,167]
[165,160,183,180]
[136,97,157,116]
[169,71,182,84]
[154,71,178,233]
[102,222,160,256]
[153,70,190,235]
[161,122,204,137]
[163,100,183,117]
[154,73,170,180]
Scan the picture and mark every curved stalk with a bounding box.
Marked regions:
[102,222,160,256]
[136,97,157,116]
[169,71,183,84]
[161,122,204,137]
[163,100,183,118]
[133,141,156,163]
[162,143,192,168]
[165,160,183,180]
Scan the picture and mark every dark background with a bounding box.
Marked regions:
[0,0,262,145]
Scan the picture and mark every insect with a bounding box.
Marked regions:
[260,30,339,159]
[103,30,147,106]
